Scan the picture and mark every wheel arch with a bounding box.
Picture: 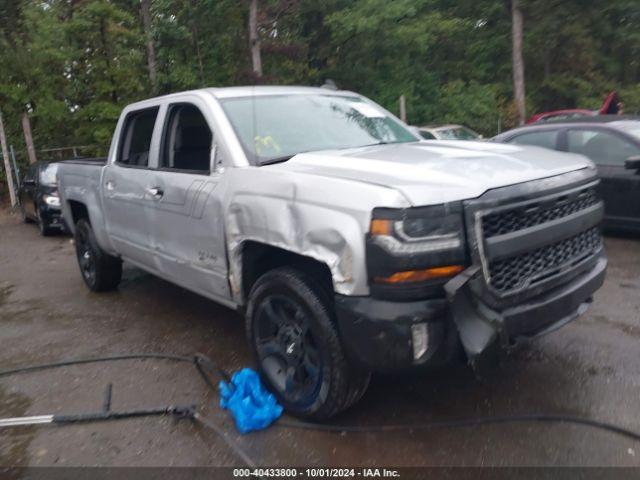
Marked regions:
[239,241,334,306]
[64,198,117,255]
[68,200,90,227]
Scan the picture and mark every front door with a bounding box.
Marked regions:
[566,128,640,230]
[102,106,160,270]
[148,101,230,300]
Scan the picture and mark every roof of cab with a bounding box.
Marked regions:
[205,85,357,99]
[124,85,359,109]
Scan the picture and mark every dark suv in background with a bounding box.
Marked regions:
[493,116,640,233]
[19,162,67,236]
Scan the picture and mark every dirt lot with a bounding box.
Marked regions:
[0,207,639,468]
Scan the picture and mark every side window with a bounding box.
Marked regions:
[567,129,640,166]
[160,104,212,173]
[508,130,559,150]
[117,107,159,167]
[419,130,436,140]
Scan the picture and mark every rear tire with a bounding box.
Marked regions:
[246,267,370,420]
[74,219,122,292]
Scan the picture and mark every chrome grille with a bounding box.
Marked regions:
[482,186,598,238]
[488,227,601,294]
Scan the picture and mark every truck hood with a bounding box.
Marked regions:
[272,141,593,206]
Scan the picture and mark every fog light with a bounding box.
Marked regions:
[411,323,429,360]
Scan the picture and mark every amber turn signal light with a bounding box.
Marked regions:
[370,219,392,236]
[374,265,464,284]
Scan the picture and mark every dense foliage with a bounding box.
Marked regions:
[1,0,639,168]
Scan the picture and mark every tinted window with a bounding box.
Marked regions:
[567,129,640,166]
[436,127,479,140]
[117,107,159,167]
[508,130,558,149]
[161,104,212,173]
[419,130,436,140]
[538,113,589,123]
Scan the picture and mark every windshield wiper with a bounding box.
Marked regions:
[354,139,417,148]
[258,154,296,166]
[258,139,418,165]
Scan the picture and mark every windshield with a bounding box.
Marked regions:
[39,163,59,186]
[220,94,417,164]
[436,126,479,140]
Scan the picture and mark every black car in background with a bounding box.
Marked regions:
[19,162,67,236]
[493,116,640,233]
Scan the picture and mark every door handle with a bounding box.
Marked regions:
[105,180,115,191]
[146,187,164,199]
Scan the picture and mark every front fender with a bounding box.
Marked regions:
[226,196,366,301]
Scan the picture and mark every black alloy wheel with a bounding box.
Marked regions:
[75,223,97,286]
[246,267,371,420]
[73,219,122,292]
[254,294,323,406]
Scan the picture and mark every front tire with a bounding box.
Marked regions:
[246,267,370,420]
[74,219,122,292]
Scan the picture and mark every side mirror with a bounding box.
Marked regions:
[624,156,640,170]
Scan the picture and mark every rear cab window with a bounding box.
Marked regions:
[117,107,159,167]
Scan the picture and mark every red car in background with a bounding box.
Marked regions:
[527,91,622,123]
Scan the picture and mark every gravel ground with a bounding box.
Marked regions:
[0,207,639,468]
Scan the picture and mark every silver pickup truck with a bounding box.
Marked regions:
[58,86,607,419]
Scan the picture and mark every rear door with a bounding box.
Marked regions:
[565,127,640,230]
[102,106,161,269]
[146,98,230,301]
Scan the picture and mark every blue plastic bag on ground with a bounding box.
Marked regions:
[219,368,283,434]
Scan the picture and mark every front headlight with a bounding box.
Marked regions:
[43,194,61,207]
[369,204,464,255]
[366,204,466,293]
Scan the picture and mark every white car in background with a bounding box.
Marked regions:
[416,124,482,140]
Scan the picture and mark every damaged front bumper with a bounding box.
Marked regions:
[334,251,607,372]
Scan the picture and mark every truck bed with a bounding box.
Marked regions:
[57,157,109,242]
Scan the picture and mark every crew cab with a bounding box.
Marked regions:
[57,86,607,419]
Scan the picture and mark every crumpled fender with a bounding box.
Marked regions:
[225,185,364,301]
[223,167,408,303]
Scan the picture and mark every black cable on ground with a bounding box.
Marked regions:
[0,353,254,466]
[2,352,639,444]
[278,414,640,442]
[193,413,257,468]
[0,353,194,377]
[0,352,231,385]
